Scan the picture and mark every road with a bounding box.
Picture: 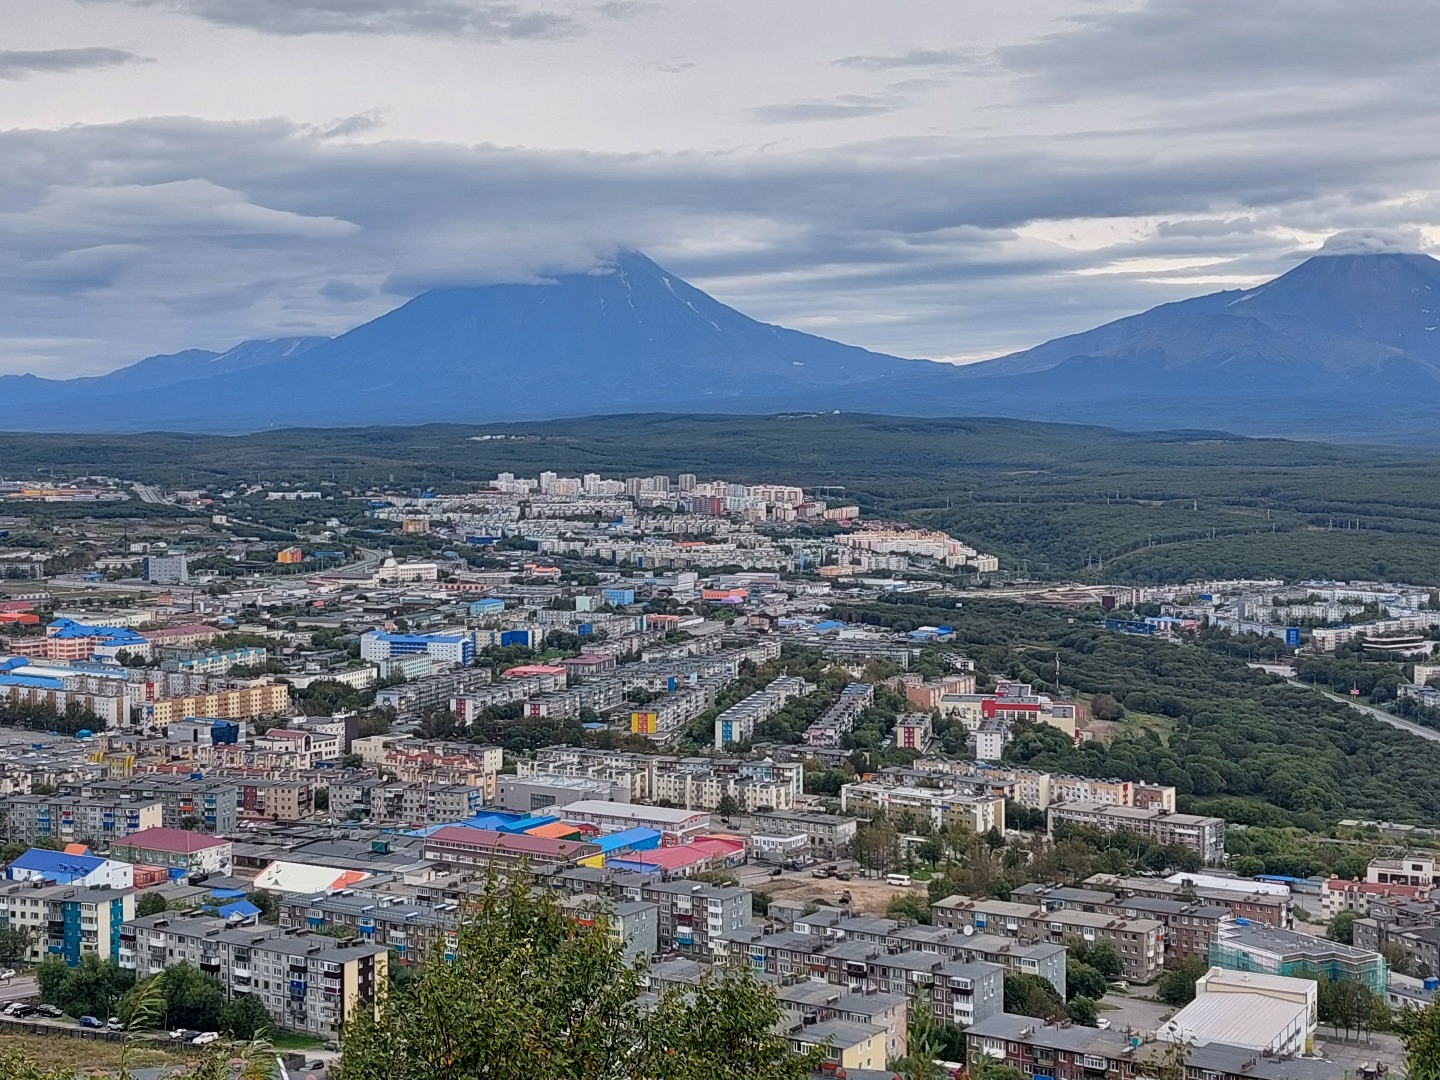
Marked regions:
[1290,681,1440,745]
[0,973,38,1001]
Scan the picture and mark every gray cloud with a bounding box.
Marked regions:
[833,47,982,72]
[1318,229,1425,256]
[1000,0,1440,97]
[84,0,583,38]
[0,47,149,79]
[751,95,903,123]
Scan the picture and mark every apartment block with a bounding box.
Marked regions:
[641,880,751,958]
[840,781,1006,835]
[1048,802,1226,865]
[148,682,291,725]
[713,675,812,749]
[0,794,163,846]
[932,894,1166,984]
[79,776,240,834]
[1012,883,1232,963]
[121,913,386,1037]
[1085,873,1292,930]
[0,879,134,965]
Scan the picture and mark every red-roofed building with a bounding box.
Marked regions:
[501,664,568,679]
[606,835,747,879]
[422,826,599,872]
[109,826,233,875]
[1322,877,1431,918]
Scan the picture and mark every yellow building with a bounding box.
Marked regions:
[150,683,290,724]
[630,710,659,735]
[276,546,304,564]
[789,1020,887,1071]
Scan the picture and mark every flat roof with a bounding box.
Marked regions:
[1159,993,1308,1051]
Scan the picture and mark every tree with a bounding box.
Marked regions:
[1066,995,1099,1026]
[1382,941,1419,977]
[1156,957,1208,1006]
[314,788,330,811]
[1399,998,1440,1080]
[1004,973,1065,1019]
[0,925,35,965]
[1328,911,1357,945]
[37,954,135,1019]
[886,894,932,924]
[715,793,740,819]
[1090,693,1125,721]
[219,993,271,1040]
[1083,941,1122,980]
[247,890,279,924]
[336,873,824,1080]
[852,817,902,874]
[136,892,169,918]
[1066,961,1108,1002]
[154,962,224,1031]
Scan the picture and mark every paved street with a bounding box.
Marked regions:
[0,973,39,1003]
[1098,991,1176,1036]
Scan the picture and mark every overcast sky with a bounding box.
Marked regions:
[5,0,1440,376]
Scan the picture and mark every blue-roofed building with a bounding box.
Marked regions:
[43,618,152,661]
[6,848,135,889]
[468,597,505,617]
[590,828,663,855]
[359,630,473,666]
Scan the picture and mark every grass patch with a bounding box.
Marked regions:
[0,1029,190,1071]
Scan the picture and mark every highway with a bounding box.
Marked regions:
[1291,680,1440,745]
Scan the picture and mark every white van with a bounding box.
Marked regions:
[886,873,912,887]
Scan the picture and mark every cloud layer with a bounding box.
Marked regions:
[6,0,1440,376]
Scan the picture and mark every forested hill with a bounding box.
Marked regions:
[832,596,1440,829]
[2,413,1440,584]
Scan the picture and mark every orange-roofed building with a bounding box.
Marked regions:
[525,821,585,841]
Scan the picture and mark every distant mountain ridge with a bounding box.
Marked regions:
[7,248,1440,441]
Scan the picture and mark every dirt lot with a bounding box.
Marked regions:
[760,873,928,916]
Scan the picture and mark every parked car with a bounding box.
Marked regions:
[6,1003,36,1018]
[835,871,852,881]
[323,1040,340,1051]
[768,867,782,877]
[1096,1018,1112,1030]
[107,1017,126,1031]
[78,1015,102,1028]
[35,1004,63,1018]
[0,968,16,981]
[172,1029,201,1041]
[192,1031,219,1045]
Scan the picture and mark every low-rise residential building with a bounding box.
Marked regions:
[641,879,751,958]
[148,682,291,725]
[840,781,1006,835]
[0,879,134,965]
[110,827,234,876]
[77,776,240,834]
[421,826,600,874]
[121,913,386,1037]
[1011,883,1233,964]
[1322,877,1430,918]
[1084,873,1292,929]
[0,794,163,846]
[932,894,1166,984]
[1048,803,1226,865]
[713,676,812,749]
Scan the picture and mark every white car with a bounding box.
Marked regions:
[0,969,16,981]
[192,1031,219,1045]
[1096,1018,1112,1030]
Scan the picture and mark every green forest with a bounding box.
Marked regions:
[830,595,1440,829]
[5,412,1440,582]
